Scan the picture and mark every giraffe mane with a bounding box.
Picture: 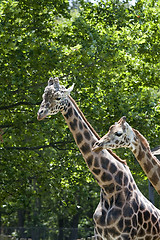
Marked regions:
[132,128,160,165]
[69,96,127,165]
[132,128,150,151]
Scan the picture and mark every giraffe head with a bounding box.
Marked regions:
[37,77,74,120]
[92,116,137,152]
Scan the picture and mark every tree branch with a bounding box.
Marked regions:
[2,141,76,151]
[0,101,41,110]
[0,120,37,128]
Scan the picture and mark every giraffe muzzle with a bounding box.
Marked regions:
[92,142,103,152]
[37,109,48,121]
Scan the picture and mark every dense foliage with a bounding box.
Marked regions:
[0,0,159,239]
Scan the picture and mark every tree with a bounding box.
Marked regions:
[0,0,159,238]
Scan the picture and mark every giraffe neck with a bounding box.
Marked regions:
[131,128,160,195]
[61,96,131,199]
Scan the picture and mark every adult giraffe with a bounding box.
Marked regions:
[37,78,160,239]
[92,116,160,195]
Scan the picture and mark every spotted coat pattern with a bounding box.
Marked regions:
[93,116,160,195]
[37,79,160,240]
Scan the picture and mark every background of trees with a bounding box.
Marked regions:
[0,0,160,239]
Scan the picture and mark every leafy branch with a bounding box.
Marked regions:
[2,140,76,151]
[0,101,41,110]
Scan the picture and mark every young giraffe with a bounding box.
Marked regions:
[37,78,160,240]
[92,116,160,195]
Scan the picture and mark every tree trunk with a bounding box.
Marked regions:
[58,218,64,240]
[69,212,79,240]
[18,208,25,238]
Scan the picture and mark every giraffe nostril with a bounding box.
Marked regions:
[39,110,44,114]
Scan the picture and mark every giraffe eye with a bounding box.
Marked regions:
[46,102,50,108]
[115,132,123,137]
[55,97,61,101]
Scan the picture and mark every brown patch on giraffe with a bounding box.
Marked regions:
[64,107,73,119]
[103,183,115,194]
[124,175,129,186]
[94,157,100,167]
[115,171,123,185]
[138,227,145,237]
[115,140,119,144]
[69,118,77,130]
[101,172,112,182]
[137,145,145,161]
[143,210,151,222]
[101,157,110,170]
[147,221,152,234]
[109,163,117,174]
[110,144,115,148]
[151,214,157,224]
[115,193,125,208]
[141,141,147,151]
[76,132,83,144]
[138,211,143,225]
[133,149,137,154]
[80,142,91,154]
[143,222,147,229]
[79,121,83,130]
[84,130,91,141]
[155,221,160,232]
[133,136,138,142]
[151,158,157,166]
[92,168,101,175]
[143,161,153,174]
[120,141,125,145]
[86,155,93,167]
[67,107,73,117]
[107,208,122,226]
[150,172,159,186]
[147,152,152,159]
[117,218,124,232]
[153,226,157,235]
[104,228,108,236]
[116,185,122,191]
[132,200,138,214]
[101,210,108,226]
[131,227,138,237]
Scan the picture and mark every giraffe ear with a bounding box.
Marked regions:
[120,116,128,131]
[48,77,54,86]
[48,77,60,90]
[121,116,127,123]
[118,116,126,125]
[64,83,75,96]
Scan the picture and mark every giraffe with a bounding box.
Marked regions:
[37,78,160,239]
[92,116,160,195]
